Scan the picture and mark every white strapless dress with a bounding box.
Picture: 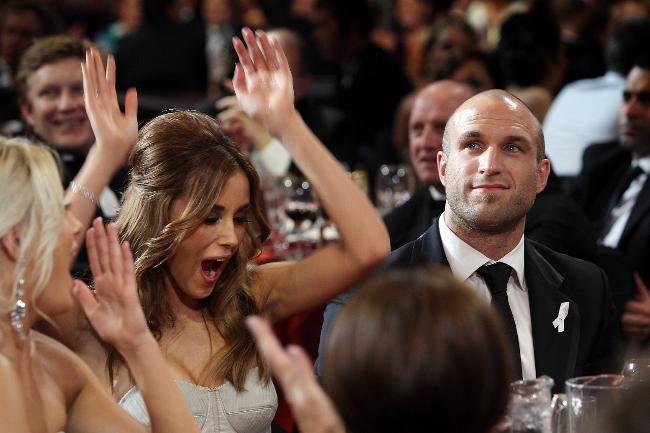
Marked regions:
[119,367,277,433]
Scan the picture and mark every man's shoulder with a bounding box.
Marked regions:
[526,239,607,299]
[582,141,626,164]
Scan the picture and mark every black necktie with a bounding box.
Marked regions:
[476,262,523,380]
[600,165,644,239]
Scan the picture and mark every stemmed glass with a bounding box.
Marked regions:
[375,164,415,215]
[276,174,322,259]
[621,358,650,384]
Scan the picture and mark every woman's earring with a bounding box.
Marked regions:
[9,275,27,340]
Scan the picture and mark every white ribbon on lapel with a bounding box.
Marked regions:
[552,302,570,333]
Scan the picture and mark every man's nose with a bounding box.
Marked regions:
[478,146,502,175]
[58,89,83,110]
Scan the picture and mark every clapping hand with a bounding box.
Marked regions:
[72,218,150,353]
[232,28,295,137]
[81,47,138,167]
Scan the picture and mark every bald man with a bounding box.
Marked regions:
[319,90,619,392]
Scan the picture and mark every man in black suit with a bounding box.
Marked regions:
[385,82,597,258]
[384,80,474,249]
[319,90,619,392]
[574,55,650,341]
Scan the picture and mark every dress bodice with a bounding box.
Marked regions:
[119,368,277,433]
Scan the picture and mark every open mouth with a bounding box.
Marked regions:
[200,258,227,283]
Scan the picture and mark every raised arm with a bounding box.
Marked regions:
[232,29,390,320]
[68,218,199,433]
[66,48,138,244]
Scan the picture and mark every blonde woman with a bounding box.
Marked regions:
[75,28,390,432]
[0,137,200,433]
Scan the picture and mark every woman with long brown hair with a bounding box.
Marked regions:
[76,28,390,432]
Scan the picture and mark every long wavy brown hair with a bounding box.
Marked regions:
[110,111,271,391]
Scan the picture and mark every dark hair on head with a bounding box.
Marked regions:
[111,110,271,391]
[436,49,503,89]
[15,35,92,104]
[606,18,650,74]
[497,7,562,87]
[316,0,372,38]
[423,13,478,59]
[3,0,62,35]
[322,267,511,433]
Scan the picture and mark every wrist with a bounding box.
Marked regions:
[268,107,299,138]
[115,330,158,362]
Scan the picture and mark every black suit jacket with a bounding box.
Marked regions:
[383,186,445,250]
[575,141,650,283]
[318,221,619,392]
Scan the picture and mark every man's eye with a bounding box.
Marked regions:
[465,142,479,150]
[504,144,521,152]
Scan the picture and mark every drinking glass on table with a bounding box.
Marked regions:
[277,174,322,259]
[375,163,415,215]
[621,358,650,384]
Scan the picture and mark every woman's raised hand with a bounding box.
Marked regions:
[73,218,150,354]
[81,48,138,166]
[232,28,295,137]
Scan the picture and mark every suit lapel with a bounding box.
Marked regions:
[525,241,580,389]
[620,176,650,245]
[412,219,449,266]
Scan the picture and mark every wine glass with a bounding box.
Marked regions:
[621,358,650,384]
[277,174,322,259]
[375,164,415,215]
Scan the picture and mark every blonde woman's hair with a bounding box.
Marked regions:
[0,137,64,317]
[112,111,271,390]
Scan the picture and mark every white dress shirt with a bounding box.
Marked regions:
[543,71,625,176]
[601,157,650,248]
[439,214,536,380]
[250,138,292,178]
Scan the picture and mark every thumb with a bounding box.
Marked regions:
[633,273,650,300]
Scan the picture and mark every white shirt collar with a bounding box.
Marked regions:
[438,213,526,290]
[632,155,650,174]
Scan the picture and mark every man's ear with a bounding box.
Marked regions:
[18,99,35,128]
[536,158,551,193]
[437,151,447,187]
[0,229,20,263]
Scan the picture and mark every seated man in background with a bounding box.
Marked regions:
[320,89,620,392]
[15,35,134,280]
[386,80,597,260]
[574,53,650,343]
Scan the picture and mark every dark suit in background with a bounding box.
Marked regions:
[574,141,650,284]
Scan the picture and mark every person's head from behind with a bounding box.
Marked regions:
[15,35,94,152]
[313,0,372,62]
[436,49,500,93]
[619,52,650,158]
[116,110,270,388]
[0,137,81,334]
[322,267,511,433]
[422,14,477,81]
[496,9,563,91]
[605,18,650,76]
[438,89,550,234]
[0,0,59,73]
[409,80,474,190]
